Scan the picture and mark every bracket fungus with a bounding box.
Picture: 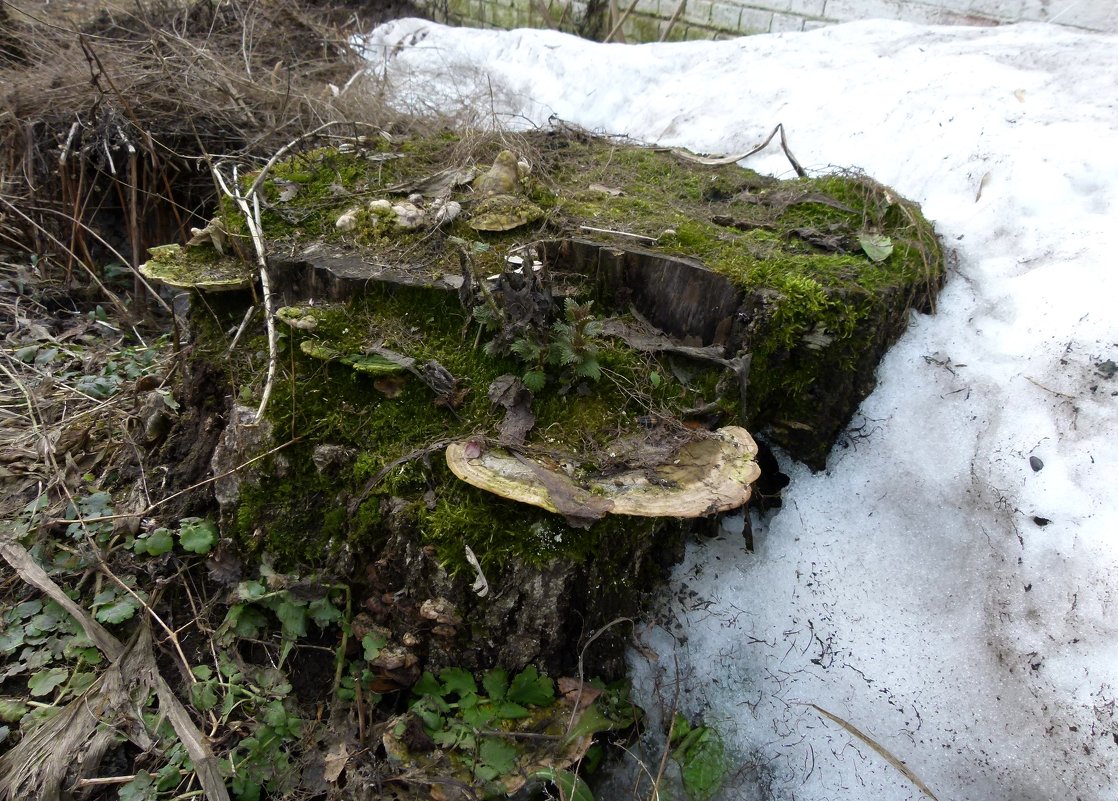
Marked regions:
[446,425,761,522]
[139,244,256,291]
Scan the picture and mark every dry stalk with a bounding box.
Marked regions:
[670,122,807,177]
[809,703,941,801]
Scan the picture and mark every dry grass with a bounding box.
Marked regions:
[0,0,426,303]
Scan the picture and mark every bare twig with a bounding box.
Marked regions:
[579,224,659,243]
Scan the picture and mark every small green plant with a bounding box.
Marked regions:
[548,298,603,382]
[394,666,637,799]
[0,595,103,716]
[480,296,605,392]
[669,713,728,801]
[133,517,217,557]
[186,657,303,801]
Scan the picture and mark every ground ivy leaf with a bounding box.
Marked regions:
[413,671,442,697]
[11,600,43,621]
[0,698,30,722]
[308,597,342,629]
[507,666,554,706]
[482,668,509,700]
[361,632,386,662]
[274,598,307,639]
[95,597,139,625]
[26,609,63,636]
[478,737,517,776]
[461,702,497,728]
[135,528,174,556]
[263,699,289,729]
[69,671,96,695]
[191,682,219,712]
[0,630,25,655]
[178,518,216,554]
[440,667,477,697]
[235,580,267,602]
[28,667,69,697]
[227,604,267,639]
[857,233,894,262]
[118,770,156,801]
[494,701,530,720]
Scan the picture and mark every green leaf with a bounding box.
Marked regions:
[263,699,289,728]
[0,697,30,722]
[274,598,307,639]
[493,701,530,720]
[507,666,554,707]
[361,632,387,662]
[510,338,541,362]
[576,357,601,381]
[413,702,444,731]
[522,370,547,393]
[0,629,25,655]
[440,667,477,698]
[412,671,442,698]
[257,667,292,697]
[649,371,661,388]
[563,702,634,743]
[235,580,267,601]
[857,233,894,263]
[231,773,261,801]
[69,671,96,695]
[118,770,157,801]
[461,702,497,728]
[530,768,595,801]
[95,596,139,625]
[14,345,39,363]
[308,597,342,629]
[26,608,64,636]
[28,667,69,697]
[224,604,267,639]
[178,518,216,554]
[134,528,174,556]
[477,737,517,777]
[670,712,693,746]
[190,681,219,712]
[482,669,509,700]
[672,724,726,801]
[432,723,475,750]
[10,600,43,621]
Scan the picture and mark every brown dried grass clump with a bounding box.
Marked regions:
[0,0,420,297]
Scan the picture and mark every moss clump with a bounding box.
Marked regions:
[196,280,727,569]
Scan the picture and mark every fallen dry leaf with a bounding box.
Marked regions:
[323,741,349,783]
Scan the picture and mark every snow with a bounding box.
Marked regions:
[357,18,1118,800]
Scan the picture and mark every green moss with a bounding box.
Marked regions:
[187,129,942,566]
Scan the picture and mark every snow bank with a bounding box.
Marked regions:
[357,19,1118,800]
